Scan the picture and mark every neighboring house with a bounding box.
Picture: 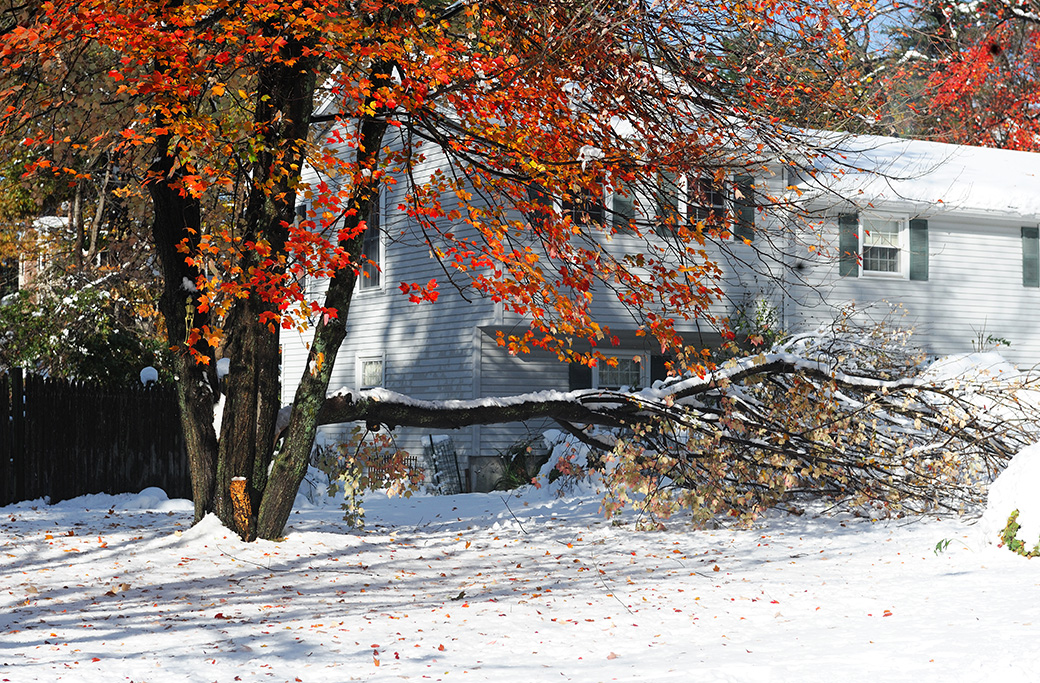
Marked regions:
[4,216,71,295]
[280,132,1040,485]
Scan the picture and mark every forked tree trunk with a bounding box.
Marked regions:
[255,63,393,540]
[151,40,391,539]
[215,294,283,539]
[209,35,321,539]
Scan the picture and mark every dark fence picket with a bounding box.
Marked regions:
[21,373,42,502]
[10,369,24,503]
[0,372,10,505]
[0,370,188,507]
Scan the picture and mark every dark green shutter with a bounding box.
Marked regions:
[1023,226,1039,288]
[527,184,552,223]
[612,186,635,232]
[650,355,668,384]
[733,176,754,242]
[656,171,680,233]
[568,363,593,390]
[838,213,859,277]
[909,218,929,281]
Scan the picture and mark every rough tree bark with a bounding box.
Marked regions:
[147,134,220,525]
[254,61,395,541]
[206,32,319,539]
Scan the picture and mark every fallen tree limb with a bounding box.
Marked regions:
[309,343,1037,515]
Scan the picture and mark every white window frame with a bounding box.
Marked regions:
[561,185,606,227]
[358,188,386,293]
[593,351,650,390]
[356,354,385,389]
[653,174,742,240]
[859,214,909,279]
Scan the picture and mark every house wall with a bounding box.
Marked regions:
[476,329,567,458]
[280,141,499,476]
[281,161,801,480]
[784,211,1040,367]
[283,133,1040,483]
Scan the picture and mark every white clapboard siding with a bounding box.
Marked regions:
[477,331,567,458]
[784,213,1040,366]
[281,138,500,467]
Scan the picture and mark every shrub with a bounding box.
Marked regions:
[1000,510,1040,557]
[314,426,423,529]
[493,437,546,490]
[0,283,169,383]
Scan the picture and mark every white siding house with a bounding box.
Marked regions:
[780,134,1040,365]
[280,133,1040,486]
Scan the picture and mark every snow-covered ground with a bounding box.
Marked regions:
[3,470,1040,683]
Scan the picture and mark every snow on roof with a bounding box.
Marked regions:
[798,133,1040,220]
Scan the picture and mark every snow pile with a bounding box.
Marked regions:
[139,366,158,386]
[116,486,193,513]
[532,429,604,498]
[979,442,1040,550]
[921,351,1020,384]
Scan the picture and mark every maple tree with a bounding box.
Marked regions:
[884,0,1040,149]
[0,0,882,540]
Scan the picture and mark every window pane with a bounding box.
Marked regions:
[361,199,381,289]
[863,246,899,272]
[692,177,726,224]
[599,356,642,389]
[863,218,900,272]
[562,187,604,226]
[360,359,383,388]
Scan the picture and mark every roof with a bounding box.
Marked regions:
[796,133,1040,221]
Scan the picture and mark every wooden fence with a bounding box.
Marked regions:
[0,369,190,507]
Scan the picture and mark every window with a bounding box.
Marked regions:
[862,217,902,274]
[360,191,383,291]
[593,352,648,390]
[839,213,928,280]
[562,187,605,227]
[690,176,727,226]
[1024,227,1039,288]
[526,183,606,227]
[357,355,384,389]
[569,353,669,390]
[691,176,755,241]
[651,173,755,240]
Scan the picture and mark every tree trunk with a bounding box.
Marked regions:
[71,180,83,271]
[147,137,220,524]
[215,33,320,540]
[85,162,110,266]
[255,62,394,540]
